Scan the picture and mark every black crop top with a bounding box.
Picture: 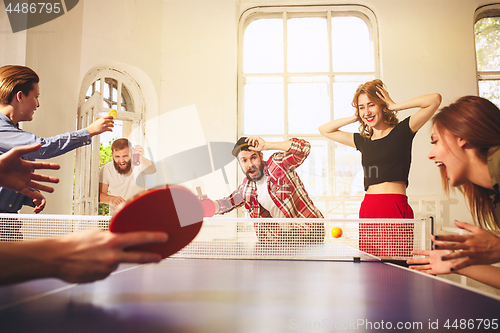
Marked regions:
[353,117,416,191]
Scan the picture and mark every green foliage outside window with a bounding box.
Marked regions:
[98,138,117,215]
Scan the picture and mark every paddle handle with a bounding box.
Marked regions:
[196,186,203,197]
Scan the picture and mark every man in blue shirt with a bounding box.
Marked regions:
[0,65,113,239]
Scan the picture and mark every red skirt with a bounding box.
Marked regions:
[359,194,414,258]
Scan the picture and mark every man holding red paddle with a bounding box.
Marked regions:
[0,144,168,285]
[200,136,324,242]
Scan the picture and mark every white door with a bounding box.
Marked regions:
[74,93,101,215]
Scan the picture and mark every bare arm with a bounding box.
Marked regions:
[134,145,156,175]
[318,115,357,148]
[456,265,500,289]
[0,229,167,285]
[377,88,441,133]
[246,137,292,152]
[140,156,156,174]
[246,137,312,170]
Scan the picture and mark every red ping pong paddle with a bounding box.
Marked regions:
[110,185,203,258]
[196,186,216,217]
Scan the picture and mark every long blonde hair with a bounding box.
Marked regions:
[433,96,500,231]
[352,79,398,138]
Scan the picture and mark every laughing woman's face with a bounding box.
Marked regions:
[428,124,469,187]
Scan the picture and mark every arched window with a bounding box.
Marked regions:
[74,67,145,215]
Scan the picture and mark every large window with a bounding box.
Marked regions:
[475,5,500,107]
[238,6,378,196]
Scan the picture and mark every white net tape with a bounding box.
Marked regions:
[0,214,431,261]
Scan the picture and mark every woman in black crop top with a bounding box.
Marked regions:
[319,79,441,257]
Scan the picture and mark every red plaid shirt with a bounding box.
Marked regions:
[216,138,324,241]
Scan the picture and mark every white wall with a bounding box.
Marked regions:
[0,9,26,64]
[0,1,85,214]
[160,0,239,204]
[0,0,495,224]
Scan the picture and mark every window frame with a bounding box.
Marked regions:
[75,67,145,215]
[474,4,500,99]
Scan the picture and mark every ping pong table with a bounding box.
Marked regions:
[0,216,499,332]
[1,247,499,332]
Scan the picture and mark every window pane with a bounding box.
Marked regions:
[335,145,363,196]
[112,86,118,102]
[332,16,374,72]
[100,120,123,148]
[287,17,328,72]
[479,80,500,108]
[475,17,500,72]
[243,19,283,73]
[85,84,93,99]
[103,82,110,101]
[121,84,133,112]
[296,140,328,196]
[244,80,284,134]
[288,79,330,134]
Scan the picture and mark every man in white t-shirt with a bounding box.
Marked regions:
[99,138,156,215]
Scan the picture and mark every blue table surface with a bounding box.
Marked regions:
[0,258,499,333]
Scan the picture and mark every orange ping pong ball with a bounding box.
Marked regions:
[331,227,343,238]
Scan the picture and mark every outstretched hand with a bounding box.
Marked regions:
[0,144,60,201]
[407,249,467,275]
[86,115,114,136]
[432,221,500,270]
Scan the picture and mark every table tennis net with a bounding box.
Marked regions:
[0,214,431,261]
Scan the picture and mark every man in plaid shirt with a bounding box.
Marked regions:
[210,136,324,242]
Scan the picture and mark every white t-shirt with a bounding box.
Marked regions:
[99,163,145,215]
[255,176,286,218]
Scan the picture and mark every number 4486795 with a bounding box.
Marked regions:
[5,2,62,14]
[444,319,498,330]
